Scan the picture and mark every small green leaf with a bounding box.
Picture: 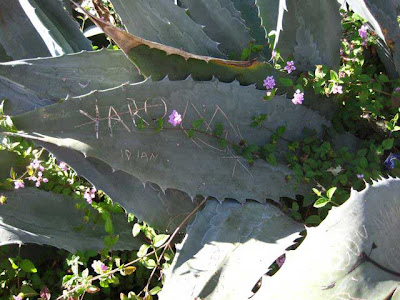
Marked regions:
[153,234,170,247]
[382,138,394,150]
[326,187,337,199]
[305,215,321,224]
[276,126,286,136]
[132,223,141,237]
[20,259,37,273]
[192,119,204,129]
[137,244,150,258]
[314,197,330,208]
[279,78,293,87]
[330,70,339,82]
[378,74,389,83]
[312,188,321,196]
[149,286,162,295]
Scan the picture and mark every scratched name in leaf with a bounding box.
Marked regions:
[76,97,250,176]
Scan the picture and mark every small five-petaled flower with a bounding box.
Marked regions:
[284,61,296,74]
[263,76,276,90]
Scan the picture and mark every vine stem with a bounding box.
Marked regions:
[140,197,208,295]
[57,198,207,300]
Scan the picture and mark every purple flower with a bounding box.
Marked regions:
[14,180,25,189]
[30,171,49,187]
[168,110,182,127]
[30,160,45,172]
[384,153,400,169]
[339,72,346,78]
[284,61,296,74]
[59,161,68,171]
[358,25,368,40]
[84,187,96,204]
[357,174,364,179]
[13,296,22,300]
[332,84,343,94]
[292,89,304,105]
[340,48,344,56]
[263,76,276,90]
[276,254,285,268]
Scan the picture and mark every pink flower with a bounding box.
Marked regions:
[168,110,182,127]
[40,286,51,300]
[339,71,346,78]
[14,180,24,189]
[84,187,96,204]
[357,174,364,179]
[91,260,108,274]
[13,296,22,300]
[59,161,68,171]
[263,76,276,90]
[339,48,344,56]
[332,84,343,94]
[276,254,285,268]
[30,171,49,187]
[271,50,276,60]
[284,61,296,74]
[291,89,304,105]
[30,160,44,172]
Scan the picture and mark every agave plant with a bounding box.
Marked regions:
[0,0,399,298]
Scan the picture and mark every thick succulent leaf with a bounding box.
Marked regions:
[230,0,269,51]
[26,0,92,54]
[256,0,341,71]
[109,0,222,57]
[0,0,52,60]
[0,188,144,253]
[81,13,284,89]
[345,0,400,77]
[160,199,303,299]
[0,76,53,116]
[0,50,143,115]
[0,0,91,61]
[41,142,199,232]
[0,44,12,63]
[10,78,331,203]
[178,0,253,57]
[253,177,400,299]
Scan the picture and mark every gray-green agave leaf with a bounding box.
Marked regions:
[109,0,223,57]
[0,0,91,61]
[256,0,341,71]
[178,0,253,58]
[9,78,331,203]
[0,188,144,253]
[40,142,199,232]
[253,177,400,299]
[0,50,143,115]
[160,199,303,299]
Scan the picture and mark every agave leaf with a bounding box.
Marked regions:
[0,0,91,61]
[0,188,144,253]
[256,0,341,71]
[108,0,222,57]
[0,0,52,60]
[345,0,400,77]
[77,10,284,89]
[253,177,400,299]
[178,0,253,58]
[26,0,92,54]
[41,142,199,232]
[0,44,12,63]
[0,76,53,116]
[160,199,303,299]
[0,49,143,115]
[9,78,331,202]
[230,0,269,52]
